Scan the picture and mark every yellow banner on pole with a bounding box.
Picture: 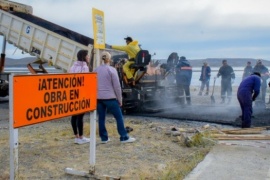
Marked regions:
[92,8,105,49]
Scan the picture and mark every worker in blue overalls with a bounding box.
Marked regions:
[175,56,192,106]
[237,72,261,128]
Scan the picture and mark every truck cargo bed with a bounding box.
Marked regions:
[10,12,94,46]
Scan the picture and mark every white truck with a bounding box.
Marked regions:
[0,1,179,113]
[0,0,122,96]
[0,6,92,72]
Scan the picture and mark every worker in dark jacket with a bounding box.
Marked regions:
[162,52,179,84]
[252,59,269,104]
[198,61,211,96]
[242,61,253,80]
[217,59,235,104]
[166,52,179,72]
[237,72,261,128]
[175,56,192,105]
[268,82,270,104]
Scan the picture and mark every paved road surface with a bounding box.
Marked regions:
[185,140,270,180]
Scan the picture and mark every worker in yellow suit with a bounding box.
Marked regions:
[110,36,140,86]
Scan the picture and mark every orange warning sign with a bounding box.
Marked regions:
[13,73,97,128]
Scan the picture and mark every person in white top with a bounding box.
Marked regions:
[69,50,90,144]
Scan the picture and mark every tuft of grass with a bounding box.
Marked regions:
[158,149,210,180]
[184,131,216,147]
[0,172,9,180]
[124,148,211,180]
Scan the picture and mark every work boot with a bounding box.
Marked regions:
[220,99,225,104]
[186,98,191,106]
[241,124,251,128]
[204,92,209,96]
[178,97,185,107]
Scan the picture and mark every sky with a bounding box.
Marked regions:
[2,0,270,60]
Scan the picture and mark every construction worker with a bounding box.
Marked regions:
[217,59,235,104]
[242,61,253,80]
[166,52,179,72]
[237,72,261,128]
[110,36,140,86]
[198,61,211,96]
[164,52,179,84]
[268,82,270,104]
[175,56,192,106]
[253,59,269,104]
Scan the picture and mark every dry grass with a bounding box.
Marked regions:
[0,116,213,180]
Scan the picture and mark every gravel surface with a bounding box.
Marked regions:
[0,97,229,179]
[1,85,270,179]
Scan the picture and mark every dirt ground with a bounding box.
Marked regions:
[0,85,269,179]
[0,108,220,180]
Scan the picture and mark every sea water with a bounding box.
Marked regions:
[160,67,246,87]
[191,67,245,87]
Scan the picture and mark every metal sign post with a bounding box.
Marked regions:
[65,110,97,178]
[9,74,19,180]
[89,110,97,173]
[9,73,97,179]
[9,119,18,180]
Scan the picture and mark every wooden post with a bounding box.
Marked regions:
[0,36,6,73]
[27,64,38,74]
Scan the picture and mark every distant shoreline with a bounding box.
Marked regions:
[4,57,270,68]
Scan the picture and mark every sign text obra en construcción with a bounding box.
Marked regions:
[13,73,97,128]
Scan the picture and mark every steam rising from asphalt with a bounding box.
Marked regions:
[151,85,243,124]
[146,70,240,120]
[142,63,269,124]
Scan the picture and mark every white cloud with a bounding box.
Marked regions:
[4,0,270,59]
